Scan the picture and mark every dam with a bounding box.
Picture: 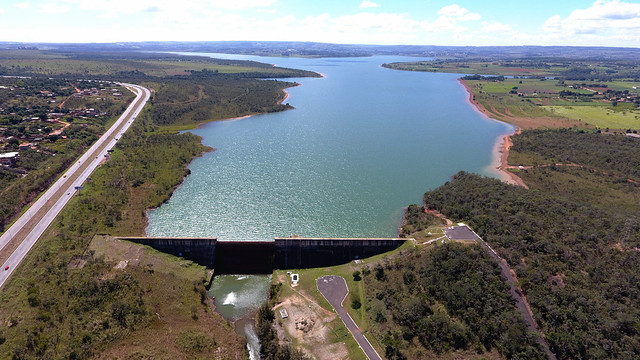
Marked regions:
[117,236,407,274]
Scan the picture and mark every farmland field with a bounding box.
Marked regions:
[543,105,640,129]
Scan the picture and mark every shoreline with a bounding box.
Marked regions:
[458,79,528,188]
[186,83,301,131]
[145,82,301,237]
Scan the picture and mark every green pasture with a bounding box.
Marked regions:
[544,105,640,129]
[473,78,592,95]
[605,81,640,91]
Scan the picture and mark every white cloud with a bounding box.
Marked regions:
[62,0,277,14]
[205,0,278,10]
[296,12,420,44]
[438,4,481,21]
[477,21,533,45]
[421,4,480,33]
[40,3,70,14]
[481,21,513,33]
[543,0,640,35]
[43,0,276,20]
[360,1,381,8]
[3,0,639,46]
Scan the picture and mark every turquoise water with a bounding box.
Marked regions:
[147,53,515,355]
[147,54,514,240]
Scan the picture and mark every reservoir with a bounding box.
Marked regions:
[147,54,514,240]
[146,53,515,357]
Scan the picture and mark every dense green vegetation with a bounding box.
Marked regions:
[423,163,640,359]
[0,51,317,358]
[150,77,296,128]
[399,204,444,237]
[365,214,545,359]
[510,129,640,182]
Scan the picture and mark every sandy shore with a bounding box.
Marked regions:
[458,79,528,188]
[277,83,301,105]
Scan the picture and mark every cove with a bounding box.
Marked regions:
[147,54,515,240]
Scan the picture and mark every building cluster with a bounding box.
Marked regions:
[0,82,120,170]
[75,87,122,98]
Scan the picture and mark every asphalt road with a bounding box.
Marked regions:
[0,83,150,289]
[317,275,382,360]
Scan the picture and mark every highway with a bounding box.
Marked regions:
[0,83,151,289]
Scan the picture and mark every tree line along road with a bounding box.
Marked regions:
[0,83,151,290]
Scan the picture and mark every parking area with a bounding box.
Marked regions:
[443,225,480,241]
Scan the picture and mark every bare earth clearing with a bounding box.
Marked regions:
[273,273,350,360]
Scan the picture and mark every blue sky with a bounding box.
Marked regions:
[1,0,640,47]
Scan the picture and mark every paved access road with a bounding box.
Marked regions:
[317,275,382,360]
[0,83,150,289]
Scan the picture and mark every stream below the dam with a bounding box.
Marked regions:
[146,52,515,358]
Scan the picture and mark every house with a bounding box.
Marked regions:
[0,152,19,167]
[18,143,33,150]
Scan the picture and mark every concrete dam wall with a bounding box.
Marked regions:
[118,237,217,268]
[273,238,405,269]
[119,237,407,274]
[216,241,274,275]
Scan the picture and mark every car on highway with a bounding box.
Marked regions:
[4,266,8,271]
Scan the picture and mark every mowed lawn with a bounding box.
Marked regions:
[544,105,640,129]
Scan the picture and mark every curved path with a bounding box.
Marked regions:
[317,275,382,360]
[0,83,151,289]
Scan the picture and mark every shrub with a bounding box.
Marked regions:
[351,299,361,310]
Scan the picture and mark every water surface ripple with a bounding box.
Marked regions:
[147,54,514,240]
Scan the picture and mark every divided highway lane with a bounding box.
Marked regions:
[0,83,151,289]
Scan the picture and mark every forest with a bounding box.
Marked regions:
[363,240,546,359]
[509,129,640,182]
[422,130,640,359]
[149,77,296,128]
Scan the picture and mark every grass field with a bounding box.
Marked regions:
[463,78,640,130]
[543,105,640,129]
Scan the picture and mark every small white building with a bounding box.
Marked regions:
[0,152,19,167]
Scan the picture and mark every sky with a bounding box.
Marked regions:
[1,0,640,47]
